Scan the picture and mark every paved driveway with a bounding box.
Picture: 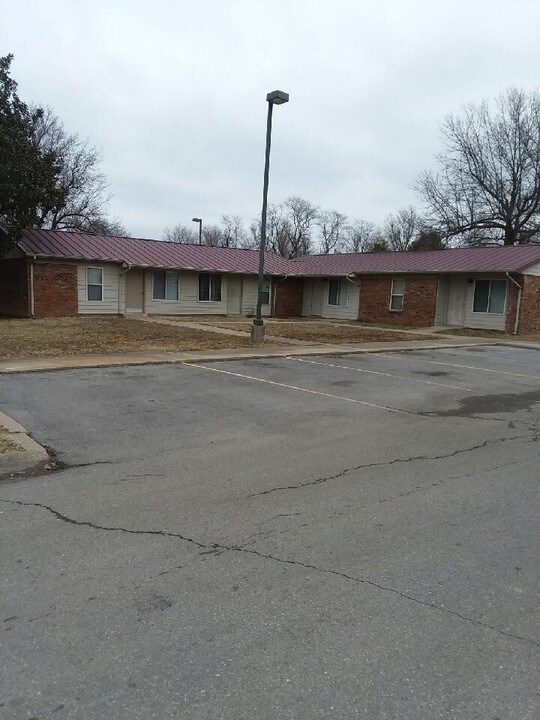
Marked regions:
[1,346,539,719]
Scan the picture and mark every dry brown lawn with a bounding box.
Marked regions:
[196,320,427,343]
[434,327,509,338]
[265,322,427,343]
[0,317,255,359]
[0,428,20,454]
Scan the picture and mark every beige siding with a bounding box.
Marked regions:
[144,270,228,315]
[302,279,313,316]
[302,279,324,316]
[524,262,540,276]
[434,278,448,325]
[320,278,360,320]
[463,278,507,330]
[241,276,271,316]
[77,263,122,314]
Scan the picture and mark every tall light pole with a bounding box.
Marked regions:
[192,217,203,245]
[252,90,289,344]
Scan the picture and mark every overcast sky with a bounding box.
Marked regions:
[3,0,540,239]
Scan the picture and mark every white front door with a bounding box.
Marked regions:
[446,277,467,325]
[227,275,242,314]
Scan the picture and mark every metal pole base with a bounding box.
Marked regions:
[251,321,265,345]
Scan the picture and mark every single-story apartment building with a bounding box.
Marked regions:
[1,228,539,334]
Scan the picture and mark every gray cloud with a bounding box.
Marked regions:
[3,0,540,238]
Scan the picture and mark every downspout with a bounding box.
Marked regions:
[118,263,131,316]
[29,258,35,317]
[505,272,522,335]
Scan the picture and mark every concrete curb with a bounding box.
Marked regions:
[0,339,502,374]
[0,410,49,477]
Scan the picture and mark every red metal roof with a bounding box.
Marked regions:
[17,228,540,276]
[292,245,540,275]
[18,229,292,275]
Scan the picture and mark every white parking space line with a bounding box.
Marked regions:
[377,353,540,381]
[287,357,473,392]
[182,363,415,416]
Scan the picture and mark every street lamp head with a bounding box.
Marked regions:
[192,217,202,222]
[266,90,289,105]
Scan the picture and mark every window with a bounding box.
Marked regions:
[199,273,222,302]
[153,270,179,300]
[390,278,405,311]
[328,278,348,306]
[86,267,103,301]
[261,278,271,305]
[473,279,506,314]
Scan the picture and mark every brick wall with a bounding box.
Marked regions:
[33,263,78,317]
[274,278,304,318]
[357,276,439,326]
[518,275,540,334]
[0,259,30,317]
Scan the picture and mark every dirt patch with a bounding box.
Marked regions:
[0,428,20,454]
[205,321,427,343]
[0,317,256,359]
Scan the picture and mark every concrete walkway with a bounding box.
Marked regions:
[0,337,503,374]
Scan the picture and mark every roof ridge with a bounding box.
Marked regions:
[27,228,276,255]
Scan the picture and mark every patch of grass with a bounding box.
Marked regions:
[0,428,20,454]
[434,327,509,338]
[0,317,258,359]
[204,321,427,343]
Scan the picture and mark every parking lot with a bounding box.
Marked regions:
[1,345,539,719]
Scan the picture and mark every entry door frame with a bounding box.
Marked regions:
[227,275,243,315]
[125,268,145,314]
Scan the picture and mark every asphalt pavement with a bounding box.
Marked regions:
[1,345,539,719]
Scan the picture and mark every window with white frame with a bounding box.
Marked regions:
[153,270,179,300]
[199,273,222,302]
[261,278,271,305]
[389,278,405,311]
[86,267,103,301]
[473,279,506,314]
[328,278,348,306]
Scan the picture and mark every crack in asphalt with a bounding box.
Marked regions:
[247,434,535,498]
[1,498,538,649]
[1,499,207,549]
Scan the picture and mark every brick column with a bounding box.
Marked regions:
[273,278,304,318]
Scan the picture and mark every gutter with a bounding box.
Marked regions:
[505,272,522,335]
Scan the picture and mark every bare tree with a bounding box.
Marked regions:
[81,216,128,236]
[316,209,348,253]
[31,107,115,231]
[221,214,247,247]
[281,196,318,257]
[163,223,197,243]
[257,205,292,257]
[366,236,390,252]
[202,224,225,247]
[341,220,377,252]
[383,206,422,251]
[416,88,540,245]
[409,229,445,251]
